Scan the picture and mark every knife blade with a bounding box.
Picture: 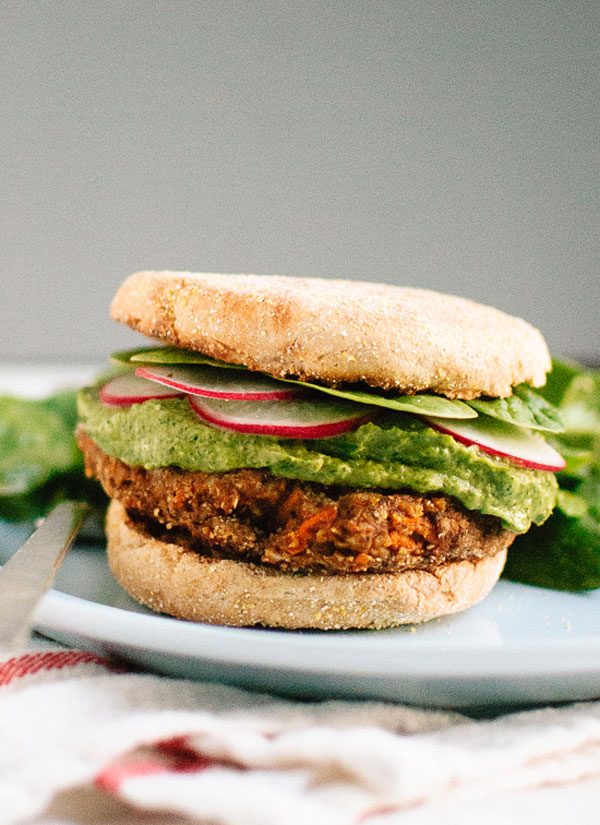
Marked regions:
[0,500,89,652]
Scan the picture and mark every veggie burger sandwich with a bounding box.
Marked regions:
[77,271,564,629]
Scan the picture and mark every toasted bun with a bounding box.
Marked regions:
[111,271,550,399]
[106,500,507,629]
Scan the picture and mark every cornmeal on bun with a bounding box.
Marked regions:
[77,272,563,629]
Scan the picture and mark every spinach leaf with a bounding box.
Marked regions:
[539,358,584,406]
[505,471,600,591]
[0,471,104,522]
[505,360,600,591]
[278,379,477,418]
[560,372,600,438]
[112,346,242,369]
[0,394,81,497]
[0,390,104,522]
[112,347,477,419]
[467,384,564,433]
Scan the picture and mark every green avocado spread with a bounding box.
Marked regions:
[77,386,558,533]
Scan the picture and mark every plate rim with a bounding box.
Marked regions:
[34,583,600,679]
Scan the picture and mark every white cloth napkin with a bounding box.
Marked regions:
[3,642,600,825]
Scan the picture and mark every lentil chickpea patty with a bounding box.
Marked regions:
[78,429,515,575]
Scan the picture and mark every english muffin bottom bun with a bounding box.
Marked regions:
[106,500,508,630]
[78,272,564,628]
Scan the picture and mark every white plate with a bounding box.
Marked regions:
[2,365,600,709]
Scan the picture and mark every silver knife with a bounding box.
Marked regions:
[0,500,89,652]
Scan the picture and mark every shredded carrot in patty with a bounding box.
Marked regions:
[289,506,338,555]
[352,552,372,571]
[277,488,305,522]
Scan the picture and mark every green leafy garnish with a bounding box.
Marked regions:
[0,394,80,496]
[467,384,564,433]
[112,346,477,419]
[505,359,600,591]
[555,489,588,518]
[538,358,583,407]
[0,391,104,521]
[543,359,600,477]
[504,470,600,591]
[560,372,600,440]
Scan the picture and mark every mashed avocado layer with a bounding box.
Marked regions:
[78,386,558,533]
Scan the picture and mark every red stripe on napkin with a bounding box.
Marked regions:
[96,736,225,794]
[155,735,217,771]
[0,651,114,685]
[96,758,172,794]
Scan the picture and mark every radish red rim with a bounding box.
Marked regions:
[135,365,299,401]
[188,396,376,439]
[424,416,566,472]
[99,374,185,407]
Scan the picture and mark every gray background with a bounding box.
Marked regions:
[1,0,598,363]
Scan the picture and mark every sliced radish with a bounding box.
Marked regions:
[189,395,375,439]
[424,415,566,472]
[99,374,185,407]
[135,365,298,401]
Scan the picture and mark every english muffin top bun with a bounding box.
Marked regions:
[111,271,551,399]
[77,272,562,629]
